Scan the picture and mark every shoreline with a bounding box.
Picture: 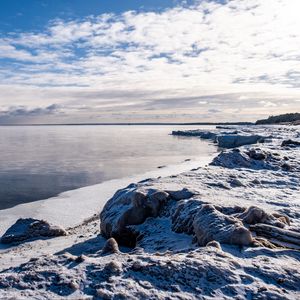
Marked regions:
[0,154,216,237]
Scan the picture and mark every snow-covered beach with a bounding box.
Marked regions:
[0,125,299,299]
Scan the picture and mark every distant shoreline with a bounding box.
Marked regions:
[0,122,254,126]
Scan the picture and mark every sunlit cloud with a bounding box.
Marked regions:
[0,0,299,123]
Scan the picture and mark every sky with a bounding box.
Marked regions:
[0,0,299,124]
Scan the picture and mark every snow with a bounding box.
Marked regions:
[0,125,299,299]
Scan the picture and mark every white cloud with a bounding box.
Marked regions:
[259,101,277,108]
[0,0,299,123]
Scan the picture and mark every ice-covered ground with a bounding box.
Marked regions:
[0,125,299,299]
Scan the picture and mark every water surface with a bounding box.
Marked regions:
[0,125,216,209]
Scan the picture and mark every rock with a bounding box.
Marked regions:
[229,178,244,187]
[198,132,217,140]
[100,187,169,246]
[1,218,67,244]
[172,130,216,140]
[250,224,300,247]
[166,188,196,200]
[206,240,222,250]
[238,206,290,229]
[193,204,253,246]
[104,261,122,276]
[172,199,204,234]
[216,135,265,148]
[75,255,87,263]
[102,238,119,254]
[211,149,254,169]
[239,206,268,224]
[281,139,300,147]
[281,162,292,171]
[211,148,290,171]
[247,148,267,160]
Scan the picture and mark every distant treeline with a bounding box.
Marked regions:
[256,113,300,125]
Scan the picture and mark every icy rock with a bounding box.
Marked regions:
[1,218,67,244]
[100,187,169,246]
[211,149,254,169]
[247,148,267,160]
[211,148,288,171]
[193,204,253,246]
[167,188,196,200]
[281,139,300,147]
[206,240,222,250]
[102,238,119,254]
[172,130,217,140]
[229,178,244,187]
[238,206,289,228]
[172,199,204,234]
[216,134,264,148]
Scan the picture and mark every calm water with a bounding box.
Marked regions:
[0,125,216,210]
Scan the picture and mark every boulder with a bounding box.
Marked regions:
[1,218,67,244]
[166,188,196,200]
[281,139,300,147]
[239,206,290,228]
[172,130,218,141]
[100,187,169,246]
[247,148,267,160]
[216,135,264,148]
[102,238,120,254]
[193,204,253,246]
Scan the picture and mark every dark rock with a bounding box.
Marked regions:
[167,188,196,200]
[193,204,253,246]
[100,188,169,246]
[1,218,67,244]
[216,135,265,148]
[281,139,300,147]
[247,149,267,160]
[102,238,119,254]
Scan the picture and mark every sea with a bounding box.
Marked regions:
[0,125,216,210]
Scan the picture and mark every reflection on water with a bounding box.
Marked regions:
[0,125,216,209]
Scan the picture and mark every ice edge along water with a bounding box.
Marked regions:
[0,154,215,237]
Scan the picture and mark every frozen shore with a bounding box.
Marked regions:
[0,125,299,299]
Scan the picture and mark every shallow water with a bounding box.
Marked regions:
[0,125,216,209]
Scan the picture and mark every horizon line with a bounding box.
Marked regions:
[0,122,255,126]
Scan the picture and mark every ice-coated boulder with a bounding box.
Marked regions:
[1,218,67,244]
[281,139,300,147]
[102,238,119,254]
[193,204,253,246]
[100,185,169,246]
[166,188,196,200]
[238,206,289,228]
[172,130,217,140]
[211,147,298,171]
[211,149,254,169]
[216,134,264,148]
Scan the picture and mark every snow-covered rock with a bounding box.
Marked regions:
[172,130,217,139]
[100,186,169,246]
[193,204,253,246]
[172,129,265,148]
[211,147,300,172]
[216,134,264,148]
[1,218,67,244]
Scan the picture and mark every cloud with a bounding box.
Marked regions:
[0,0,299,123]
[259,101,277,108]
[0,104,61,123]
